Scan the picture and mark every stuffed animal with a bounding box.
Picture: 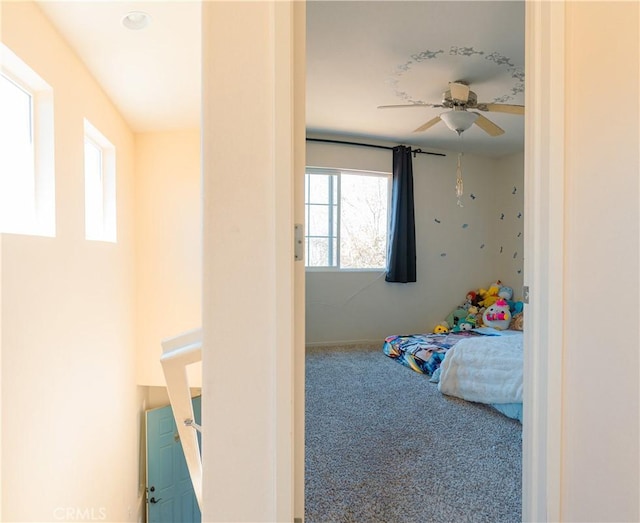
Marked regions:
[498,285,514,300]
[482,298,512,330]
[464,306,479,328]
[478,284,500,308]
[433,322,449,334]
[507,300,524,315]
[466,290,480,306]
[453,319,474,332]
[445,308,468,329]
[510,312,524,331]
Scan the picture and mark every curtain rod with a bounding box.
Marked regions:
[306,137,446,157]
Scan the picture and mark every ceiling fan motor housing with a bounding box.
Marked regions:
[442,89,478,107]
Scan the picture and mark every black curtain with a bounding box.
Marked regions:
[386,145,417,283]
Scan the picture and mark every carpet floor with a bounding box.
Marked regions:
[305,345,522,523]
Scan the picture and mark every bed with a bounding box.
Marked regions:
[383,329,523,422]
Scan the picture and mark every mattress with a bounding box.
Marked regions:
[383,330,523,422]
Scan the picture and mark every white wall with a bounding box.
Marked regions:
[561,2,639,520]
[135,130,202,387]
[1,2,141,521]
[202,2,300,520]
[305,139,524,344]
[199,2,640,522]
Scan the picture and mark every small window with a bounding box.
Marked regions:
[305,168,390,270]
[0,44,55,236]
[84,119,116,242]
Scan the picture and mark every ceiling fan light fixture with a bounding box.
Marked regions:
[440,110,478,134]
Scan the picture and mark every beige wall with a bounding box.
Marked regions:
[202,2,299,520]
[1,2,142,521]
[305,139,524,344]
[135,130,202,387]
[561,2,639,520]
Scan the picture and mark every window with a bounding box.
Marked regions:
[0,44,55,236]
[84,119,116,242]
[305,168,390,269]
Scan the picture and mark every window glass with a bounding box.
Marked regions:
[304,168,389,269]
[0,44,55,237]
[84,119,116,242]
[0,73,35,231]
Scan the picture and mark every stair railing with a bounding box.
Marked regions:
[160,328,203,509]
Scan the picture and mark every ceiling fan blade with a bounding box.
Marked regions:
[476,103,525,115]
[472,113,505,136]
[449,82,470,103]
[378,103,443,109]
[413,116,442,133]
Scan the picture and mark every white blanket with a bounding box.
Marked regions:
[438,332,523,404]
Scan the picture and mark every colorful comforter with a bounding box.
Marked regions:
[383,330,524,422]
[382,331,481,377]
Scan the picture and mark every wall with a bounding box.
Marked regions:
[202,2,300,520]
[561,2,639,520]
[1,2,141,521]
[135,130,202,387]
[305,139,524,344]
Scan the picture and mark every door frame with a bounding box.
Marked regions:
[522,1,564,521]
[293,2,567,522]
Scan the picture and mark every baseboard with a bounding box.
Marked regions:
[305,338,384,349]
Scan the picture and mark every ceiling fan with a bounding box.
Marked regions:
[378,81,524,136]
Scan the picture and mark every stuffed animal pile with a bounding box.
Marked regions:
[433,280,524,333]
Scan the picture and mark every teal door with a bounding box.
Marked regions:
[146,396,201,523]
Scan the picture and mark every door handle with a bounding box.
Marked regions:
[149,497,162,504]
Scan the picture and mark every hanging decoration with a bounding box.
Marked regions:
[456,152,464,207]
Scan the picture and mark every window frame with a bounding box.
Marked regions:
[0,44,55,237]
[304,166,392,272]
[83,119,116,243]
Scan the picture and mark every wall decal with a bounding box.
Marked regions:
[462,223,468,229]
[434,218,441,224]
[387,45,524,104]
[513,252,518,259]
[500,246,503,253]
[470,193,476,200]
[500,213,505,220]
[512,186,517,194]
[480,244,485,249]
[440,253,447,257]
[517,212,522,219]
[517,232,522,237]
[517,269,522,274]
[388,45,524,104]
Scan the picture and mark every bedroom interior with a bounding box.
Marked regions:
[2,1,639,522]
[304,2,525,520]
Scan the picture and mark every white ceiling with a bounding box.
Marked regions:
[307,1,525,157]
[35,1,524,156]
[36,0,202,133]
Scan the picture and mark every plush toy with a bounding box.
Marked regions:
[433,322,449,334]
[453,319,474,332]
[445,308,468,329]
[464,306,479,328]
[482,298,512,330]
[510,312,524,331]
[507,300,524,315]
[498,285,514,300]
[466,290,479,306]
[478,284,500,308]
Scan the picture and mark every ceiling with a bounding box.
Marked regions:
[36,0,202,133]
[35,1,524,156]
[307,1,525,157]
